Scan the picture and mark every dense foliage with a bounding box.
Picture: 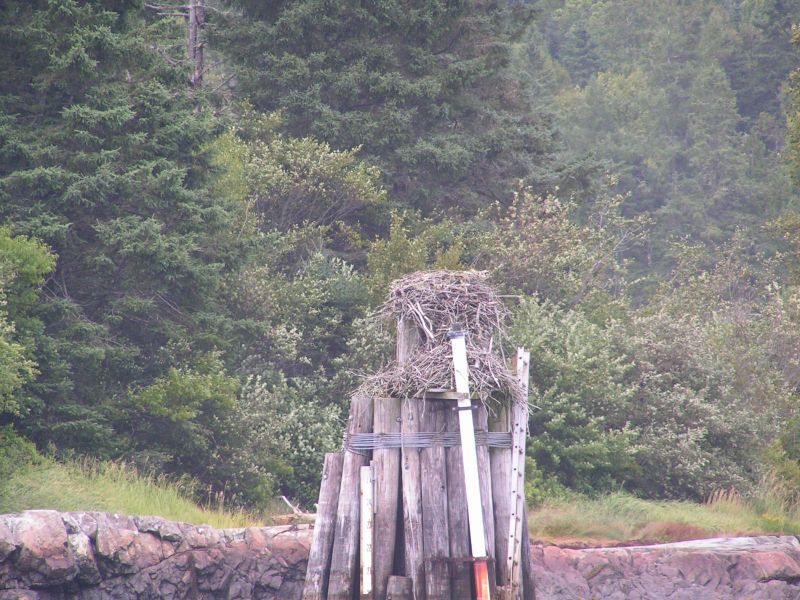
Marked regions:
[537,0,800,278]
[211,0,568,214]
[1,0,800,509]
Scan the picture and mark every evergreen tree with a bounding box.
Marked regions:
[212,0,562,215]
[539,0,798,279]
[0,0,238,467]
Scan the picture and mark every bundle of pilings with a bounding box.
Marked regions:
[302,271,535,600]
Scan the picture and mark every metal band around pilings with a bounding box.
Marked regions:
[346,431,512,451]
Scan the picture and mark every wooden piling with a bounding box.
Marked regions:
[401,396,425,600]
[420,401,451,600]
[306,278,536,600]
[327,391,374,600]
[397,318,425,600]
[303,453,345,600]
[490,400,512,588]
[474,401,496,593]
[386,576,413,600]
[372,395,401,600]
[444,406,472,599]
[495,586,515,600]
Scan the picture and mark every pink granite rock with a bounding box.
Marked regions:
[6,511,77,587]
[0,511,311,599]
[2,510,800,599]
[531,536,800,599]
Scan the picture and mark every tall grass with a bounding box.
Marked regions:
[0,456,264,528]
[529,478,800,544]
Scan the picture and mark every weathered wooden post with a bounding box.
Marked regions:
[420,400,450,600]
[327,391,374,600]
[303,453,345,600]
[475,401,497,592]
[446,405,472,599]
[386,576,413,600]
[372,394,401,600]
[397,317,426,600]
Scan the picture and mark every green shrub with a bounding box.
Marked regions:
[228,375,342,507]
[0,425,38,480]
[509,298,638,495]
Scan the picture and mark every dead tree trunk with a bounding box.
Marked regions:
[187,0,204,88]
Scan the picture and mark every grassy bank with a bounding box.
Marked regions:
[0,457,261,528]
[529,486,800,544]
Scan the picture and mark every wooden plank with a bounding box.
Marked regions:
[372,396,401,600]
[509,348,530,599]
[401,397,425,600]
[361,465,375,599]
[475,400,496,593]
[490,399,512,588]
[449,328,491,600]
[386,576,413,600]
[445,406,472,599]
[420,401,451,600]
[303,453,345,600]
[327,392,375,600]
[398,317,425,600]
[507,405,526,599]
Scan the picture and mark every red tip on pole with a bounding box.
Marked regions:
[474,559,491,600]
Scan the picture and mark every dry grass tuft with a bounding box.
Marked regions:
[529,486,800,545]
[0,457,265,528]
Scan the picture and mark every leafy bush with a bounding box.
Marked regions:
[477,185,648,318]
[211,110,385,235]
[616,240,798,499]
[230,375,342,506]
[503,217,798,501]
[0,425,38,481]
[0,227,55,415]
[510,298,637,495]
[125,353,241,495]
[366,212,465,302]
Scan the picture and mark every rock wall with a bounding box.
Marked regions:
[2,510,800,599]
[0,510,310,599]
[532,536,800,600]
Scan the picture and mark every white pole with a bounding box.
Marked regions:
[360,464,374,598]
[449,327,491,600]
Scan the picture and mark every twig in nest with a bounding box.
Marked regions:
[361,270,526,407]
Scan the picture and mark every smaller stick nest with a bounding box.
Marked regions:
[363,270,525,405]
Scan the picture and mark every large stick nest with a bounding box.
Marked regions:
[362,270,525,406]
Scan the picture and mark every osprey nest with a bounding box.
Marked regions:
[361,270,526,406]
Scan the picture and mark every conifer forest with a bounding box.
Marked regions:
[2,0,800,511]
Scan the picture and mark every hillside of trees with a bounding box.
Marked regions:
[2,0,800,509]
